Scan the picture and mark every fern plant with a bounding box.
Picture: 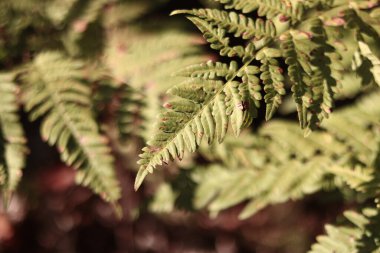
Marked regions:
[0,0,206,208]
[1,0,380,252]
[135,0,380,252]
[135,0,380,189]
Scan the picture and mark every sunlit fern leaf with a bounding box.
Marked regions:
[135,61,259,190]
[281,22,337,133]
[21,52,120,203]
[172,9,276,40]
[0,73,27,204]
[255,48,285,120]
[212,0,305,21]
[307,18,337,129]
[281,31,313,130]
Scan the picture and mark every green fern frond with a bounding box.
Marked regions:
[0,73,27,203]
[135,58,261,189]
[256,48,285,120]
[189,91,380,218]
[282,28,335,131]
[22,52,120,203]
[135,0,380,188]
[106,30,208,141]
[192,159,327,219]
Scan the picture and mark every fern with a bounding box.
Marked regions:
[213,0,305,21]
[21,52,120,204]
[152,91,380,219]
[192,160,326,219]
[309,208,380,253]
[105,29,208,140]
[136,0,380,188]
[0,73,27,203]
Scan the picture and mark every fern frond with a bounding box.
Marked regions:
[282,22,337,132]
[190,91,380,218]
[192,158,326,219]
[309,209,380,253]
[135,59,259,189]
[135,0,380,189]
[22,52,120,203]
[0,73,26,202]
[106,30,209,141]
[256,48,285,120]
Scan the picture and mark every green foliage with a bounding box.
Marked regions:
[151,91,380,220]
[21,52,120,203]
[136,0,380,188]
[0,74,26,204]
[309,208,380,253]
[1,0,380,251]
[0,0,209,208]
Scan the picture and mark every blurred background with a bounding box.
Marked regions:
[0,0,353,252]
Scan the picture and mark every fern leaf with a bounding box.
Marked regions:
[213,0,305,21]
[22,52,120,203]
[172,9,276,39]
[191,158,327,219]
[0,73,27,203]
[256,48,286,120]
[281,24,336,132]
[282,31,313,129]
[135,59,259,190]
[174,60,237,80]
[185,16,252,59]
